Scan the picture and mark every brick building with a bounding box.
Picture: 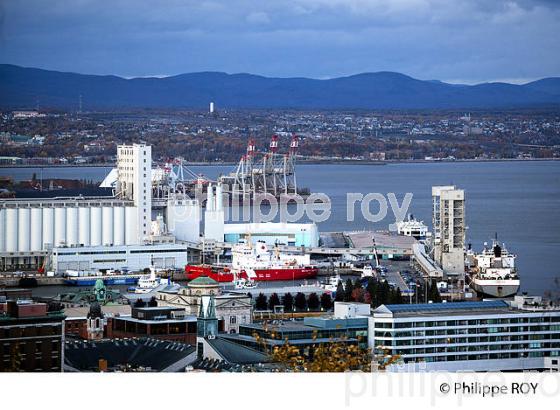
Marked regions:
[108,306,197,344]
[0,299,65,372]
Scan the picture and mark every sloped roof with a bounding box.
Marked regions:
[64,338,195,372]
[207,337,269,365]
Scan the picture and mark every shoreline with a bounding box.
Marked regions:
[0,157,558,169]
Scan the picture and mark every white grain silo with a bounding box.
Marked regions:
[0,208,5,252]
[166,199,200,243]
[113,206,125,245]
[90,207,102,246]
[30,207,43,251]
[78,206,91,246]
[54,207,67,246]
[5,208,18,252]
[6,208,18,252]
[17,208,31,252]
[42,207,54,248]
[125,206,139,245]
[102,206,114,245]
[66,206,79,246]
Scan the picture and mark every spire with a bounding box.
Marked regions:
[198,298,205,318]
[206,296,216,319]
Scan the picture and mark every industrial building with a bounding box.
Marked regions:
[432,185,465,274]
[369,297,560,372]
[51,243,197,273]
[0,143,202,272]
[224,222,319,247]
[0,141,319,273]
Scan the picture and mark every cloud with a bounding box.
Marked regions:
[246,11,270,25]
[0,0,558,82]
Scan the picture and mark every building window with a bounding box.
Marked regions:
[230,316,237,325]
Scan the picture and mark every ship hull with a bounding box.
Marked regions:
[470,279,520,298]
[241,267,318,281]
[185,265,234,282]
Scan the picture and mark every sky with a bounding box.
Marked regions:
[0,0,559,84]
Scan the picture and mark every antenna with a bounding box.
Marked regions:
[79,94,83,113]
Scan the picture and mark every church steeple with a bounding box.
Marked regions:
[197,295,218,338]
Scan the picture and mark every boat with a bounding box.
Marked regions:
[231,240,318,282]
[132,265,171,294]
[233,277,258,290]
[321,275,342,293]
[185,264,235,282]
[468,238,520,298]
[361,265,374,279]
[63,269,142,286]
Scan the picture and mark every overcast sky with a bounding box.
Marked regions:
[0,0,558,83]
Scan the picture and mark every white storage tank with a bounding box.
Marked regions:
[78,207,91,246]
[102,206,114,245]
[125,206,139,245]
[66,206,79,246]
[42,207,54,248]
[0,208,5,252]
[90,207,102,246]
[113,206,125,245]
[18,208,31,252]
[167,199,200,243]
[5,208,18,252]
[30,207,43,251]
[54,207,67,246]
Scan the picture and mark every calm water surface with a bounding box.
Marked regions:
[2,161,559,295]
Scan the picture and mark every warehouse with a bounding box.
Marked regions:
[51,243,197,273]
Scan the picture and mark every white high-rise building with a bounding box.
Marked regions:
[117,144,152,243]
[209,102,215,113]
[432,185,465,274]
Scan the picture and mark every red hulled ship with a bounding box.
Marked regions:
[232,240,318,281]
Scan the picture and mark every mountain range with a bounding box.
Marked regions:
[1,64,559,110]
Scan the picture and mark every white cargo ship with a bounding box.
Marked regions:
[468,239,520,298]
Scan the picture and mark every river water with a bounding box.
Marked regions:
[2,161,559,296]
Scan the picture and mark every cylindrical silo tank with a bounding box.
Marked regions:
[78,206,91,246]
[66,206,79,246]
[125,206,139,245]
[102,206,114,245]
[42,207,54,248]
[113,206,125,245]
[54,207,67,247]
[0,208,5,252]
[17,208,31,252]
[5,208,18,252]
[30,208,43,251]
[90,207,102,246]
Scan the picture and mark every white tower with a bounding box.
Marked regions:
[432,185,465,274]
[117,144,152,244]
[209,102,215,114]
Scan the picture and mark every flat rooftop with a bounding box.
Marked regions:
[347,231,417,250]
[373,300,560,318]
